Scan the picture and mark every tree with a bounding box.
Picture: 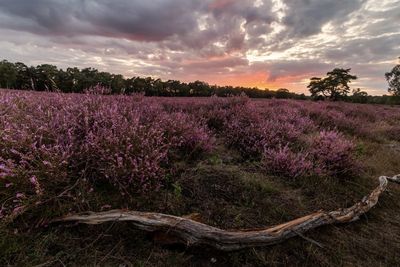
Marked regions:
[276,88,291,99]
[35,64,60,91]
[385,58,400,96]
[15,62,33,90]
[63,67,82,92]
[0,60,17,88]
[189,80,212,96]
[80,68,100,90]
[351,88,368,103]
[308,68,357,100]
[110,74,126,94]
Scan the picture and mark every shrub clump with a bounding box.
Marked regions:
[261,130,357,179]
[262,145,312,178]
[159,112,214,157]
[309,130,357,177]
[0,91,215,218]
[222,101,315,160]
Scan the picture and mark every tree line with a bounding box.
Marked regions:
[0,60,306,99]
[0,59,399,104]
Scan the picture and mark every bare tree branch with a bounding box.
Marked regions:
[54,175,400,251]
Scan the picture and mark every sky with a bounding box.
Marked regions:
[0,0,399,95]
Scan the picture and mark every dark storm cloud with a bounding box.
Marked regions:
[0,0,75,34]
[324,34,400,63]
[0,0,206,41]
[209,0,274,24]
[282,0,365,38]
[0,0,275,44]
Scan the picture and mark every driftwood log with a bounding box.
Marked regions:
[56,175,400,251]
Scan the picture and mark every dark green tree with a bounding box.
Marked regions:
[189,80,213,96]
[35,64,60,91]
[0,60,17,88]
[14,62,35,90]
[385,58,400,96]
[308,68,357,100]
[276,88,291,99]
[351,88,368,103]
[110,74,126,94]
[64,67,82,92]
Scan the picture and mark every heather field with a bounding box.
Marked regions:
[1,89,400,266]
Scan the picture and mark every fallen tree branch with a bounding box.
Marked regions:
[55,175,400,251]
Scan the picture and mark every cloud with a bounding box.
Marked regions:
[324,34,400,63]
[0,0,398,95]
[263,60,331,81]
[282,0,365,38]
[0,0,207,41]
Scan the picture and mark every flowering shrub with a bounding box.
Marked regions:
[306,105,358,133]
[222,100,315,159]
[262,145,312,178]
[159,112,213,157]
[2,89,399,218]
[75,106,170,191]
[0,161,13,178]
[308,130,357,177]
[0,90,215,213]
[261,131,357,179]
[190,94,250,132]
[84,84,112,95]
[222,103,265,158]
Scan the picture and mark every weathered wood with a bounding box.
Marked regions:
[55,175,400,251]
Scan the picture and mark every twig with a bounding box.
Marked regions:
[99,240,122,264]
[291,229,324,248]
